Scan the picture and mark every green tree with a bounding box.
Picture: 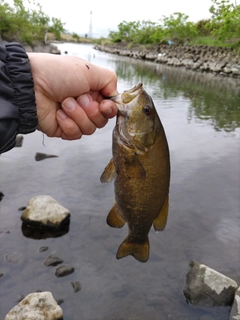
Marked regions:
[208,0,240,40]
[133,20,157,44]
[48,17,65,40]
[0,1,14,40]
[161,12,197,43]
[72,32,80,41]
[195,19,212,36]
[0,0,65,44]
[109,20,140,42]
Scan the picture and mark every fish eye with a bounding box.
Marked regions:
[143,105,152,116]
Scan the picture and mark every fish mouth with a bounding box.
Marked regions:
[111,82,143,109]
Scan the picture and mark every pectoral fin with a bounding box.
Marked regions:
[153,195,169,231]
[116,236,149,263]
[100,158,116,183]
[107,203,125,228]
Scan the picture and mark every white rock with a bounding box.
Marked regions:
[5,291,63,320]
[183,261,238,307]
[229,286,240,320]
[21,195,70,229]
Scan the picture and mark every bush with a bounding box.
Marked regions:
[0,0,65,43]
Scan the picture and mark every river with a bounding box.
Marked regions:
[0,43,239,320]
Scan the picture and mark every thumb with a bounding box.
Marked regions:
[86,64,118,97]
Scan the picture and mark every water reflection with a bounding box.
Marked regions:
[112,58,240,132]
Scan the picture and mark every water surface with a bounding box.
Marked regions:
[0,43,239,320]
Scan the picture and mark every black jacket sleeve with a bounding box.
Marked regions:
[0,42,38,154]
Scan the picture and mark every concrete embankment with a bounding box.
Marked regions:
[94,43,240,78]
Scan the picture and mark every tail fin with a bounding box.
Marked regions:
[116,237,149,262]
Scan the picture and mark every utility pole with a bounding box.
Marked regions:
[89,11,92,38]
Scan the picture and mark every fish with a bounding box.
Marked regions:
[100,83,170,262]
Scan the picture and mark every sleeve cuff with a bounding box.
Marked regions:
[5,42,38,134]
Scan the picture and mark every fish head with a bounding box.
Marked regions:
[112,83,160,152]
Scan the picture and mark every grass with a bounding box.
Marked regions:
[189,36,240,49]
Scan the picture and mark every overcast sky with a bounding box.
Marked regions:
[7,0,240,37]
[39,0,214,37]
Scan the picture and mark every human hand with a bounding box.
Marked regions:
[27,53,118,140]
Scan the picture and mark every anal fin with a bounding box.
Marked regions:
[116,236,149,263]
[153,195,169,231]
[107,203,125,228]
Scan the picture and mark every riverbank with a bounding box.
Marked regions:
[22,42,61,54]
[94,43,240,78]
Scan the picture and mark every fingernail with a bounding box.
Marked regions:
[62,98,76,111]
[78,94,90,107]
[58,109,68,120]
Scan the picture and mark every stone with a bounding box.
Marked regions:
[183,261,238,307]
[44,254,63,266]
[39,246,49,252]
[18,206,26,211]
[182,58,194,68]
[71,281,81,293]
[6,252,23,264]
[210,61,226,72]
[21,195,70,229]
[15,135,24,147]
[223,63,233,74]
[0,191,4,201]
[95,43,240,77]
[35,152,58,161]
[16,294,25,303]
[229,286,240,320]
[5,291,63,320]
[56,299,64,305]
[50,49,61,55]
[145,51,158,60]
[230,65,240,76]
[55,265,74,277]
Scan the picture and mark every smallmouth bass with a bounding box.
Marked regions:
[100,83,170,262]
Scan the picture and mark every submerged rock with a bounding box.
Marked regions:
[55,265,74,277]
[39,246,49,252]
[35,152,58,161]
[0,192,4,202]
[5,252,23,264]
[18,206,26,211]
[44,254,64,266]
[183,261,238,307]
[71,281,81,293]
[15,135,24,147]
[21,195,70,229]
[229,286,240,320]
[5,291,63,320]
